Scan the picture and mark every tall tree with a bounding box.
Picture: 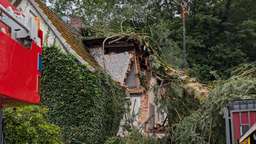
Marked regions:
[50,0,256,82]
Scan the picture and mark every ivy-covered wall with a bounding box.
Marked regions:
[41,46,126,143]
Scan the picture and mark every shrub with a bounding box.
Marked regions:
[4,106,62,144]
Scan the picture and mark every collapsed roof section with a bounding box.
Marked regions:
[84,36,151,84]
[84,36,209,99]
[84,36,167,134]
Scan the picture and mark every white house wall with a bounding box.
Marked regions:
[89,47,131,84]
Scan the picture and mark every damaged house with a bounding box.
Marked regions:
[11,0,209,136]
[84,37,167,134]
[83,36,209,135]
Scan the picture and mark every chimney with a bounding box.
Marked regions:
[69,16,85,32]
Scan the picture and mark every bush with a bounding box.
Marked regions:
[4,106,62,144]
[41,46,126,143]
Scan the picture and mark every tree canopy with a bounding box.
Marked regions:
[49,0,256,82]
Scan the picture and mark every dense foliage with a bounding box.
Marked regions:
[4,106,62,144]
[41,46,126,143]
[49,0,256,83]
[155,77,200,127]
[171,64,256,144]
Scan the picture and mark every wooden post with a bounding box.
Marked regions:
[181,1,189,69]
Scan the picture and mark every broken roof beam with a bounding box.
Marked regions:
[104,42,135,54]
[83,36,150,53]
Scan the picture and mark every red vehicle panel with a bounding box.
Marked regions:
[0,0,42,106]
[241,112,249,124]
[0,32,41,105]
[250,112,256,126]
[231,111,256,142]
[0,0,16,10]
[232,112,241,141]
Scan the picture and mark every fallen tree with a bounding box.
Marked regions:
[95,33,210,100]
[171,63,256,144]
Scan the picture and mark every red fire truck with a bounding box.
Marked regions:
[0,0,42,105]
[0,0,42,142]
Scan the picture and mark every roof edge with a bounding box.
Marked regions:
[28,0,96,71]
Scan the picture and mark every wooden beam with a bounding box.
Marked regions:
[104,46,135,54]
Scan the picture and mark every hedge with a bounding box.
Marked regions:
[41,46,126,143]
[4,106,62,144]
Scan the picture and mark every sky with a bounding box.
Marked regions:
[45,0,52,6]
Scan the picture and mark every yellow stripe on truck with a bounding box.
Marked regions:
[240,137,250,144]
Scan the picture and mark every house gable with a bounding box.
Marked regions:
[14,0,99,71]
